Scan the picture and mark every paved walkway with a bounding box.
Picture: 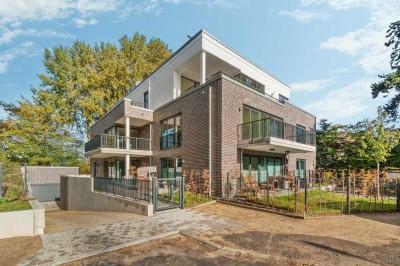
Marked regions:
[19,209,241,266]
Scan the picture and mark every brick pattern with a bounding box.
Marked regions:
[89,75,316,198]
[218,77,316,196]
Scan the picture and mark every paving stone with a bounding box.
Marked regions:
[19,209,240,266]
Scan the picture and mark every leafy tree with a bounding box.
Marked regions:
[371,21,400,122]
[316,119,347,169]
[0,95,84,166]
[353,112,400,196]
[38,33,172,138]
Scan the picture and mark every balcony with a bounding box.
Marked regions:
[238,117,316,154]
[85,134,152,158]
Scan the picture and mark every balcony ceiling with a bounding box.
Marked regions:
[238,137,316,154]
[115,117,149,127]
[86,148,153,159]
[176,52,239,82]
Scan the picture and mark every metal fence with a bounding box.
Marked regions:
[93,177,152,203]
[223,170,400,217]
[0,162,2,198]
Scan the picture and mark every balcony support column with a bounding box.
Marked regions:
[200,51,206,84]
[125,116,130,179]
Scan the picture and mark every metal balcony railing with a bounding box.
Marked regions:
[85,134,151,153]
[238,117,316,146]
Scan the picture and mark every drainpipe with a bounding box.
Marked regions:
[209,86,212,197]
[148,78,151,109]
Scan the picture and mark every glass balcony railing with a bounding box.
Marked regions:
[238,117,316,146]
[85,134,151,153]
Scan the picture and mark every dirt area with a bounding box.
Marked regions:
[68,203,400,265]
[46,210,141,233]
[0,236,42,266]
[64,234,272,266]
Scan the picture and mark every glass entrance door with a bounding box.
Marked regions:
[161,158,183,179]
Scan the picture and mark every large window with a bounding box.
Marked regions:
[160,114,182,149]
[296,159,306,179]
[234,73,265,94]
[161,158,183,178]
[242,107,282,140]
[296,125,306,144]
[242,154,283,183]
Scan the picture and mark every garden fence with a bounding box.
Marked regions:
[222,169,400,217]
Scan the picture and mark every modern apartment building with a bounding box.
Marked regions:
[85,29,316,197]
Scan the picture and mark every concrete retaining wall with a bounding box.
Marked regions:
[0,200,45,239]
[60,175,153,216]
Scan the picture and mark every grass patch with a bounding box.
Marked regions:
[233,189,397,215]
[159,191,212,208]
[0,200,31,212]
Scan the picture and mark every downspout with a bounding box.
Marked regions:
[209,86,212,197]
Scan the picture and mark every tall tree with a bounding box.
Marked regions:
[38,33,172,138]
[371,21,400,122]
[316,119,347,169]
[353,112,400,197]
[0,94,83,166]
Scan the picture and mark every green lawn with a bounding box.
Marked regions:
[0,200,32,212]
[233,189,397,215]
[158,191,213,208]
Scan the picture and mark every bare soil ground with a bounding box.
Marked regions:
[68,203,400,265]
[64,234,272,266]
[0,236,42,266]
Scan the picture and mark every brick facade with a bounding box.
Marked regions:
[88,74,316,198]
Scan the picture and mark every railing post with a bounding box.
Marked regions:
[305,171,309,216]
[180,177,185,209]
[0,162,2,198]
[152,177,157,212]
[396,178,400,211]
[346,174,351,214]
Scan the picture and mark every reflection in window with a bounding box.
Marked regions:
[160,115,182,149]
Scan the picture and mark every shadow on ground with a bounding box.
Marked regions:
[219,231,400,265]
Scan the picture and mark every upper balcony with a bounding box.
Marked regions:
[85,134,152,158]
[238,117,316,154]
[90,98,153,140]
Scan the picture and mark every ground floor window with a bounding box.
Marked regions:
[161,158,183,179]
[296,159,306,179]
[242,154,283,182]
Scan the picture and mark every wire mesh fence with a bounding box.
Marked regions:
[222,169,400,217]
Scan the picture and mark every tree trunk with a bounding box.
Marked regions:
[376,161,380,199]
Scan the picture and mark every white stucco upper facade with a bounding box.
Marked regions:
[126,29,291,110]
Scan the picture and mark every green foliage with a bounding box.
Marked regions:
[352,111,400,167]
[371,21,400,122]
[38,33,172,138]
[316,113,400,170]
[0,200,31,212]
[0,32,172,167]
[316,119,347,169]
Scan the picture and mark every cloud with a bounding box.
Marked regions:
[290,78,335,92]
[315,0,400,75]
[302,79,382,122]
[0,41,40,73]
[0,28,75,45]
[278,9,330,22]
[74,17,98,27]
